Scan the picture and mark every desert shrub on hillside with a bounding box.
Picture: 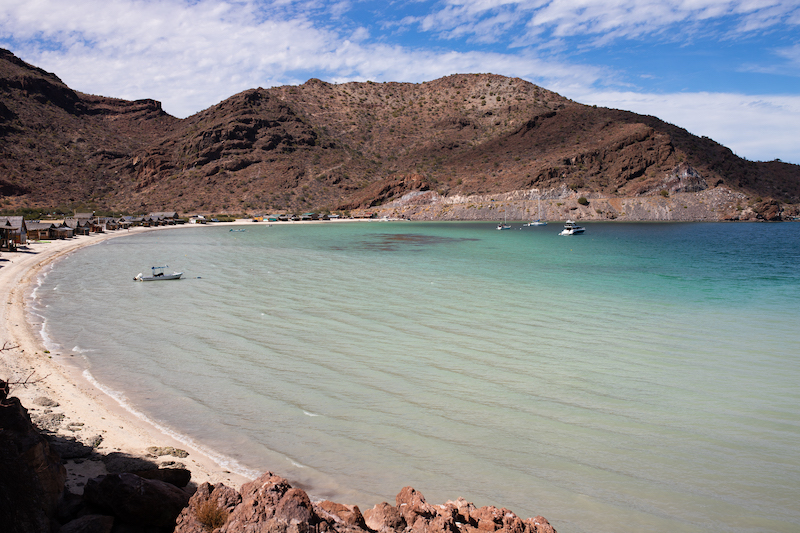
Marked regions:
[196,500,228,531]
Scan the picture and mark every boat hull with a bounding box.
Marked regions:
[134,272,183,281]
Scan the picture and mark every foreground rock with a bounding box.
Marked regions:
[176,471,556,533]
[0,379,66,533]
[83,473,191,527]
[1,380,196,532]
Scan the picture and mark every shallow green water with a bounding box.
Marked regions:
[33,222,800,533]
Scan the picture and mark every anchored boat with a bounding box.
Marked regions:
[559,220,585,236]
[133,266,183,281]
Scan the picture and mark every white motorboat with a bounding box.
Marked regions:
[559,220,585,235]
[134,266,183,281]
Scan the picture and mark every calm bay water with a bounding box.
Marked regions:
[32,222,800,533]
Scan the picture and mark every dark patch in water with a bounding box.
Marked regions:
[332,233,479,252]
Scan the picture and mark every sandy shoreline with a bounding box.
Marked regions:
[0,224,261,494]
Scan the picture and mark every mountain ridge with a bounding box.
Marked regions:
[1,48,798,220]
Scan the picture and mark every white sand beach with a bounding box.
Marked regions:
[0,225,253,494]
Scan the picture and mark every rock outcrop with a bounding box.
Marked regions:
[176,471,556,533]
[0,379,66,533]
[1,379,200,533]
[83,473,191,528]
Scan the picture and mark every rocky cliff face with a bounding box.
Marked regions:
[1,48,799,219]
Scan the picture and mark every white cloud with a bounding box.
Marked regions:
[1,0,339,114]
[568,89,800,163]
[0,0,605,117]
[775,42,800,68]
[0,0,797,165]
[421,0,800,42]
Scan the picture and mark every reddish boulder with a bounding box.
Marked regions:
[275,487,314,523]
[175,481,241,533]
[470,505,506,531]
[422,507,459,533]
[755,199,783,221]
[524,516,557,533]
[396,486,436,528]
[221,472,321,531]
[442,498,477,527]
[364,501,405,532]
[316,500,368,529]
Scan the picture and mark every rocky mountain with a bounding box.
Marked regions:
[1,48,798,220]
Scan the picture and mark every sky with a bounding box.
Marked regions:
[1,0,799,164]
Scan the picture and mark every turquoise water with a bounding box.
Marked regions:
[32,222,800,533]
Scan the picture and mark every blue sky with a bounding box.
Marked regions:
[1,0,798,163]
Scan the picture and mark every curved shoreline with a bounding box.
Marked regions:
[0,225,253,493]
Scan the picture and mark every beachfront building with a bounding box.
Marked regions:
[63,217,91,236]
[0,216,27,249]
[26,221,56,240]
[148,212,181,225]
[0,219,14,251]
[51,224,74,239]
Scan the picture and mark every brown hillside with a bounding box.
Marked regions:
[1,49,798,218]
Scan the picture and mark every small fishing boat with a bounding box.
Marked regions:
[559,220,585,235]
[133,266,183,281]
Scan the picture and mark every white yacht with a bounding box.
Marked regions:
[559,220,585,235]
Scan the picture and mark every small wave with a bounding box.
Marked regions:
[72,346,92,354]
[303,410,320,417]
[288,458,307,468]
[81,370,261,480]
[34,316,60,354]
